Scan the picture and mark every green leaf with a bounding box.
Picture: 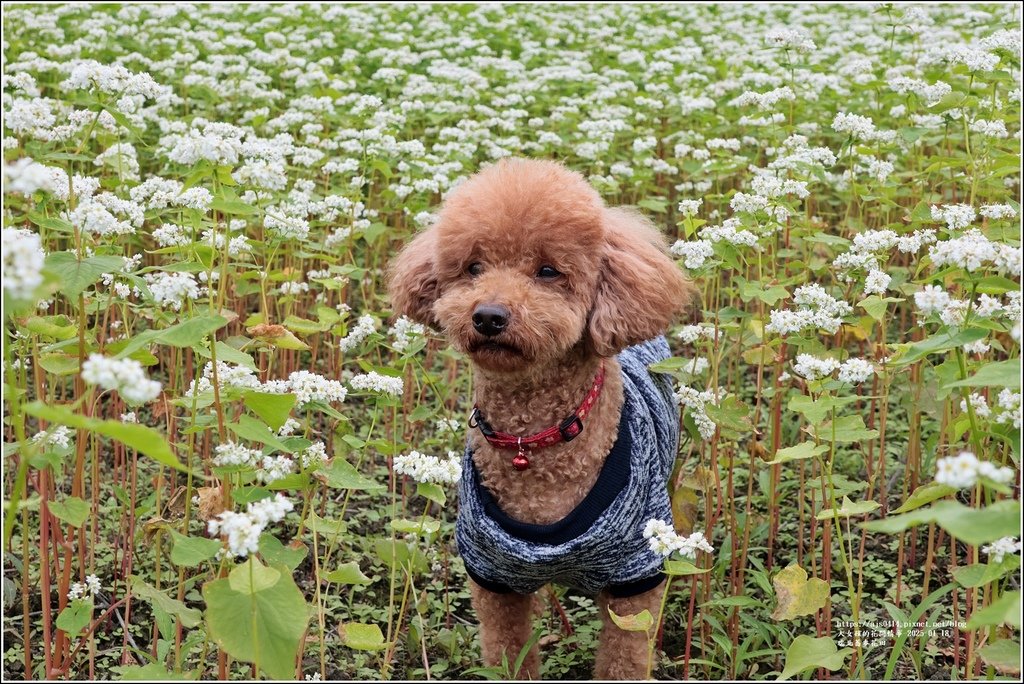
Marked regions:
[113,315,229,358]
[777,636,852,681]
[765,442,828,465]
[892,481,956,513]
[315,459,385,491]
[38,353,80,376]
[111,664,194,680]
[943,358,1021,391]
[130,576,201,627]
[44,252,126,300]
[258,534,307,572]
[48,496,90,527]
[815,496,880,520]
[607,608,654,632]
[283,314,330,334]
[203,558,308,679]
[320,561,372,586]
[416,482,446,507]
[787,395,859,425]
[807,415,879,443]
[952,556,1020,588]
[339,622,387,650]
[704,395,752,434]
[24,402,187,473]
[227,415,293,454]
[771,564,830,621]
[242,392,297,432]
[978,639,1021,675]
[229,557,281,594]
[305,511,346,536]
[56,599,93,637]
[703,596,762,608]
[892,328,988,366]
[23,315,78,340]
[390,517,440,536]
[248,325,310,351]
[858,295,903,322]
[929,91,966,113]
[664,560,710,576]
[210,197,258,215]
[168,529,223,568]
[861,500,1020,546]
[966,591,1021,630]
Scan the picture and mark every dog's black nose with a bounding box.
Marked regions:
[472,304,509,337]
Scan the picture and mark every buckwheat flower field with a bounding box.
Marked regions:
[1,3,1021,680]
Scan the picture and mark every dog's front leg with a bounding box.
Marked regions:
[469,579,540,679]
[594,580,667,680]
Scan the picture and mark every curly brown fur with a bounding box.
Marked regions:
[595,581,667,679]
[388,157,696,679]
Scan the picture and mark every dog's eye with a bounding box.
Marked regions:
[536,265,561,279]
[466,262,484,277]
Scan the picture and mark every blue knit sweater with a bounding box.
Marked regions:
[455,337,679,597]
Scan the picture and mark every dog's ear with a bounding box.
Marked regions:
[587,207,697,357]
[388,226,440,328]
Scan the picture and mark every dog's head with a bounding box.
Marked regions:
[388,158,697,373]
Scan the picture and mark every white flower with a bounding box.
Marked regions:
[257,455,295,484]
[642,518,714,559]
[285,370,348,406]
[208,494,294,558]
[995,389,1022,429]
[935,451,1013,489]
[793,355,840,381]
[81,354,162,404]
[394,450,462,485]
[339,314,376,352]
[982,537,1021,564]
[212,441,262,468]
[913,285,951,315]
[436,418,461,433]
[960,392,992,419]
[963,339,990,355]
[837,358,875,385]
[388,316,425,352]
[299,441,327,469]
[863,269,891,295]
[677,199,703,216]
[979,204,1017,220]
[32,426,73,450]
[349,371,404,396]
[930,204,976,232]
[3,228,46,301]
[278,418,301,437]
[765,284,852,336]
[670,240,715,269]
[674,384,724,441]
[832,112,876,141]
[145,272,200,311]
[121,411,138,423]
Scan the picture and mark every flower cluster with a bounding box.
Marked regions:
[643,519,714,559]
[2,227,46,302]
[67,574,102,601]
[81,354,162,404]
[349,371,404,397]
[765,284,852,336]
[982,537,1021,564]
[393,450,463,485]
[208,494,294,558]
[934,451,1014,490]
[674,385,725,441]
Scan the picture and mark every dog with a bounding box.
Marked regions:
[388,157,696,679]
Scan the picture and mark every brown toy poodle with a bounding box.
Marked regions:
[388,157,696,679]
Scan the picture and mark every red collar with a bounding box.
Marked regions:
[469,361,606,471]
